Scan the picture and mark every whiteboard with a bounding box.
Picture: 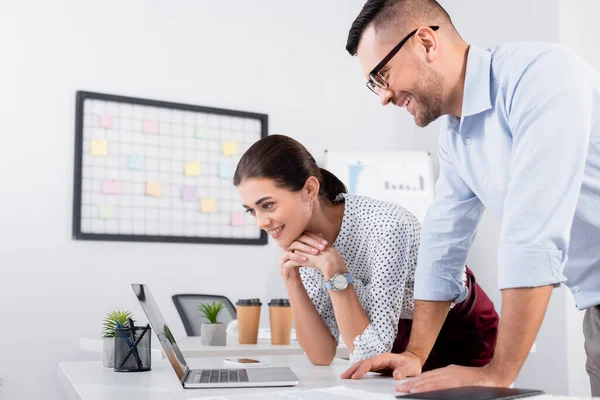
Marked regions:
[324,151,435,223]
[72,91,267,245]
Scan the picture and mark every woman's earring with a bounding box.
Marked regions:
[305,195,317,214]
[305,198,314,215]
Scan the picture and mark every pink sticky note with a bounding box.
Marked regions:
[231,211,245,226]
[102,180,122,195]
[100,114,113,129]
[181,185,196,201]
[143,120,158,134]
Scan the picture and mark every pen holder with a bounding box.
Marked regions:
[114,326,152,372]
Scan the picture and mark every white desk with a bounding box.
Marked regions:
[175,337,350,359]
[58,355,593,400]
[79,337,350,359]
[58,355,394,400]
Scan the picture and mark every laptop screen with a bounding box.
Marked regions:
[131,283,189,381]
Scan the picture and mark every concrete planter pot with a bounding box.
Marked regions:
[102,337,115,368]
[201,323,227,346]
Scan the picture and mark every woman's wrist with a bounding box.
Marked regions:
[322,260,348,281]
[284,275,306,292]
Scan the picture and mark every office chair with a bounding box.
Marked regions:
[172,294,237,336]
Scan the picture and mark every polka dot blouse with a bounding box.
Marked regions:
[299,193,422,363]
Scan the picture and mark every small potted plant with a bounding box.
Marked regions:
[102,310,134,367]
[199,301,226,346]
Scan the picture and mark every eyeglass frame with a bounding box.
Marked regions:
[366,25,439,95]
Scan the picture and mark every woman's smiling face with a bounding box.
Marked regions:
[237,177,313,248]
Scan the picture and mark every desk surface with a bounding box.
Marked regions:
[59,355,396,400]
[175,337,349,359]
[58,355,592,400]
[80,337,349,359]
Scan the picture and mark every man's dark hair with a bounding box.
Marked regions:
[346,0,453,55]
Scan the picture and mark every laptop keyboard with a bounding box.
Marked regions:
[192,369,249,384]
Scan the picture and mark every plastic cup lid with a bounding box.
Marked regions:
[268,298,291,307]
[236,298,262,306]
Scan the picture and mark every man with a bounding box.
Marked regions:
[340,0,600,395]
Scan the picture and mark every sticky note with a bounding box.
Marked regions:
[200,198,217,213]
[128,153,144,170]
[100,114,113,129]
[222,141,238,157]
[184,161,201,176]
[231,211,245,226]
[218,163,235,179]
[181,185,196,201]
[195,126,209,139]
[99,204,113,219]
[90,139,108,156]
[146,181,162,197]
[102,180,122,195]
[143,120,158,134]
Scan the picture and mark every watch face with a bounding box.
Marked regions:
[332,274,348,290]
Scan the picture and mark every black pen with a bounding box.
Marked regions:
[127,317,143,370]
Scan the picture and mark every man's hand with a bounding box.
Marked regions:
[395,364,505,393]
[340,352,422,380]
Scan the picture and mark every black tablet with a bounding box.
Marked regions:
[398,386,544,400]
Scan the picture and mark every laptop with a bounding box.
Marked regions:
[131,283,300,388]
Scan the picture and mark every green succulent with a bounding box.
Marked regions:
[102,310,135,338]
[198,301,223,324]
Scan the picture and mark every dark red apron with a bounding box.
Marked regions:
[391,267,499,371]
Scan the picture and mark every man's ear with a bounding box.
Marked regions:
[416,26,438,62]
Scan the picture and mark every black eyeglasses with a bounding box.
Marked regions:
[366,26,439,95]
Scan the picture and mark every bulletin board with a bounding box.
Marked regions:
[72,91,268,245]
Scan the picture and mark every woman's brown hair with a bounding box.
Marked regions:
[233,134,347,202]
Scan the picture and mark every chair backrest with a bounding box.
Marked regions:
[172,294,237,336]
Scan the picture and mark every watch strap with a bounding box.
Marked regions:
[325,272,353,290]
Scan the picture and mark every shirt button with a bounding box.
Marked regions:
[573,286,580,293]
[465,137,472,145]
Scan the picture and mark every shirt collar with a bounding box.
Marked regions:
[449,45,493,134]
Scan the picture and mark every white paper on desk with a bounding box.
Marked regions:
[200,385,396,399]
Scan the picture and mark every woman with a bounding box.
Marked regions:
[233,134,498,369]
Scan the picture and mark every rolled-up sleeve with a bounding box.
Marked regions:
[415,137,485,303]
[499,49,594,289]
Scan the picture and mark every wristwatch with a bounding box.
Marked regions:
[325,272,354,291]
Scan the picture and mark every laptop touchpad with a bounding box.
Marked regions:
[247,367,298,383]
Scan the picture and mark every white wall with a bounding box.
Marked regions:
[0,0,592,398]
[0,1,406,398]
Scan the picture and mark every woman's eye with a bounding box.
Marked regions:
[262,203,273,210]
[245,209,255,215]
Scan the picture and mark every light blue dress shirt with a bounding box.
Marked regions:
[415,43,600,310]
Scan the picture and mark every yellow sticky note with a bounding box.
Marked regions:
[146,181,162,197]
[184,161,201,176]
[222,141,238,157]
[90,139,108,156]
[200,198,217,213]
[99,204,113,219]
